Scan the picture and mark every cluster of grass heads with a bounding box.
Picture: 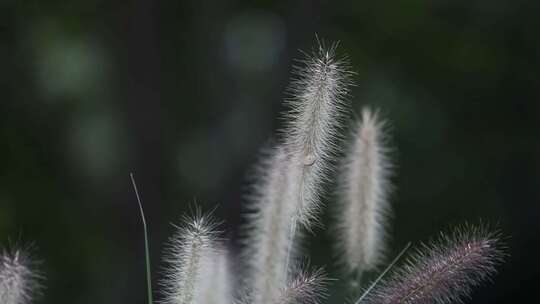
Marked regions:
[1,40,505,304]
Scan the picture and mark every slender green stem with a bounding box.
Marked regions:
[354,242,411,304]
[130,173,154,304]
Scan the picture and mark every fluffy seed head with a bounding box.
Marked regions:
[276,267,329,304]
[337,107,392,275]
[282,42,353,227]
[243,42,353,303]
[197,248,233,304]
[360,225,504,304]
[244,146,298,304]
[0,246,43,304]
[162,212,221,304]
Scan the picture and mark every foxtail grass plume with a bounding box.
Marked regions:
[276,267,329,304]
[197,249,233,304]
[0,246,42,304]
[359,225,504,304]
[337,108,392,276]
[245,146,297,304]
[162,212,221,304]
[283,42,353,227]
[246,43,352,304]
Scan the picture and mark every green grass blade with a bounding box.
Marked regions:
[130,173,154,304]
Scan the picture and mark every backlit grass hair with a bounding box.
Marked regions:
[358,225,504,304]
[336,108,393,278]
[161,212,223,304]
[0,245,43,304]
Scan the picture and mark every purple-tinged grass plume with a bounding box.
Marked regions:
[337,108,392,277]
[161,212,222,304]
[0,246,43,304]
[357,225,504,304]
[276,267,329,304]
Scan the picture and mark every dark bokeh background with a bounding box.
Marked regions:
[1,1,539,303]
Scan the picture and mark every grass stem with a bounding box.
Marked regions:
[130,173,154,304]
[354,242,411,304]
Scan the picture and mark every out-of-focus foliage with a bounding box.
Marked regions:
[1,1,538,303]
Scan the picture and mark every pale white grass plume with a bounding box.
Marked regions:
[244,146,297,304]
[197,248,233,304]
[161,212,221,304]
[282,42,353,227]
[358,225,503,304]
[243,43,353,304]
[337,108,392,277]
[0,246,42,304]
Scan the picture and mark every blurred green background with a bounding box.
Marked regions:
[1,1,539,303]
